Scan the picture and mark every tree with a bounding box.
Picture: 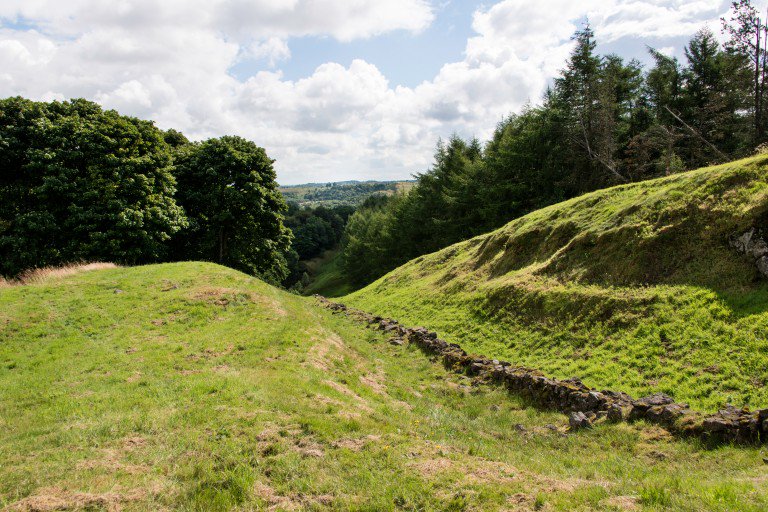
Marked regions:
[172,136,292,284]
[0,97,187,276]
[679,29,750,166]
[722,0,768,142]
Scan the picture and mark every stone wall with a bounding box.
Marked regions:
[317,296,768,445]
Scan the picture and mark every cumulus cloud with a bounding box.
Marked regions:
[0,0,734,183]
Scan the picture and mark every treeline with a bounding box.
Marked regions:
[343,2,768,286]
[0,97,292,283]
[280,181,403,207]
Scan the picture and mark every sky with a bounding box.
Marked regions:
[0,0,756,184]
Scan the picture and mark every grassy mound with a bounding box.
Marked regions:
[347,156,768,412]
[2,262,767,510]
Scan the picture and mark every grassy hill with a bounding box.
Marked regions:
[2,262,767,510]
[346,155,768,413]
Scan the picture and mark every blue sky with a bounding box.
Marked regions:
[232,1,483,89]
[0,0,745,184]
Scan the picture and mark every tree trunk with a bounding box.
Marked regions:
[218,226,225,263]
[756,17,762,141]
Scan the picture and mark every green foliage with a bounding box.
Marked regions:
[0,97,187,276]
[347,156,768,411]
[0,98,292,284]
[1,262,768,510]
[341,23,762,289]
[281,204,353,289]
[171,136,292,284]
[279,180,411,208]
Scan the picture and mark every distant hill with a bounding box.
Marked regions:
[346,155,768,412]
[279,180,414,207]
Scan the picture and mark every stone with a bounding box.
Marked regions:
[569,411,592,430]
[633,393,675,412]
[702,416,733,433]
[607,403,633,423]
[757,256,768,278]
[316,296,767,446]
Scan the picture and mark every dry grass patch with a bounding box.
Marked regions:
[2,262,117,286]
[322,380,373,413]
[308,331,346,371]
[8,483,162,512]
[190,287,286,316]
[602,495,641,510]
[253,481,334,511]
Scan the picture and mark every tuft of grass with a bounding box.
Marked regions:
[2,262,768,510]
[3,262,117,286]
[346,156,768,411]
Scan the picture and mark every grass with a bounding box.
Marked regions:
[1,262,117,285]
[303,249,355,298]
[2,262,768,510]
[346,155,768,412]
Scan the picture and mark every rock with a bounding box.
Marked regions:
[114,289,124,294]
[607,403,633,422]
[731,228,768,278]
[645,403,690,426]
[514,423,527,433]
[758,256,768,278]
[638,393,675,407]
[467,362,487,376]
[569,411,592,430]
[389,338,404,346]
[758,409,768,432]
[702,416,732,433]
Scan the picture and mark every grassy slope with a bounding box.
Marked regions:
[303,249,354,298]
[2,263,767,511]
[347,156,768,412]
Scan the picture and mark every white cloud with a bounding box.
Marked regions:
[245,37,291,67]
[0,0,735,183]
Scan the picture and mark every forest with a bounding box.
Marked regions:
[340,4,768,286]
[0,98,292,284]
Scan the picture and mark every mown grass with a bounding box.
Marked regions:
[2,262,767,510]
[346,156,768,412]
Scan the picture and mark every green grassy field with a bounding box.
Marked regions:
[3,262,768,511]
[346,155,768,413]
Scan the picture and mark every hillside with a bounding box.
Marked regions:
[279,181,414,207]
[2,263,767,511]
[302,249,354,297]
[346,155,768,412]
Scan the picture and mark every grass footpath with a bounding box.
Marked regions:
[347,155,768,413]
[0,262,767,511]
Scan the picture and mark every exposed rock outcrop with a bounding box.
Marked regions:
[731,228,768,278]
[317,296,768,445]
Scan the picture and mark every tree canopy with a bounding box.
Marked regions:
[0,97,187,276]
[0,98,291,284]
